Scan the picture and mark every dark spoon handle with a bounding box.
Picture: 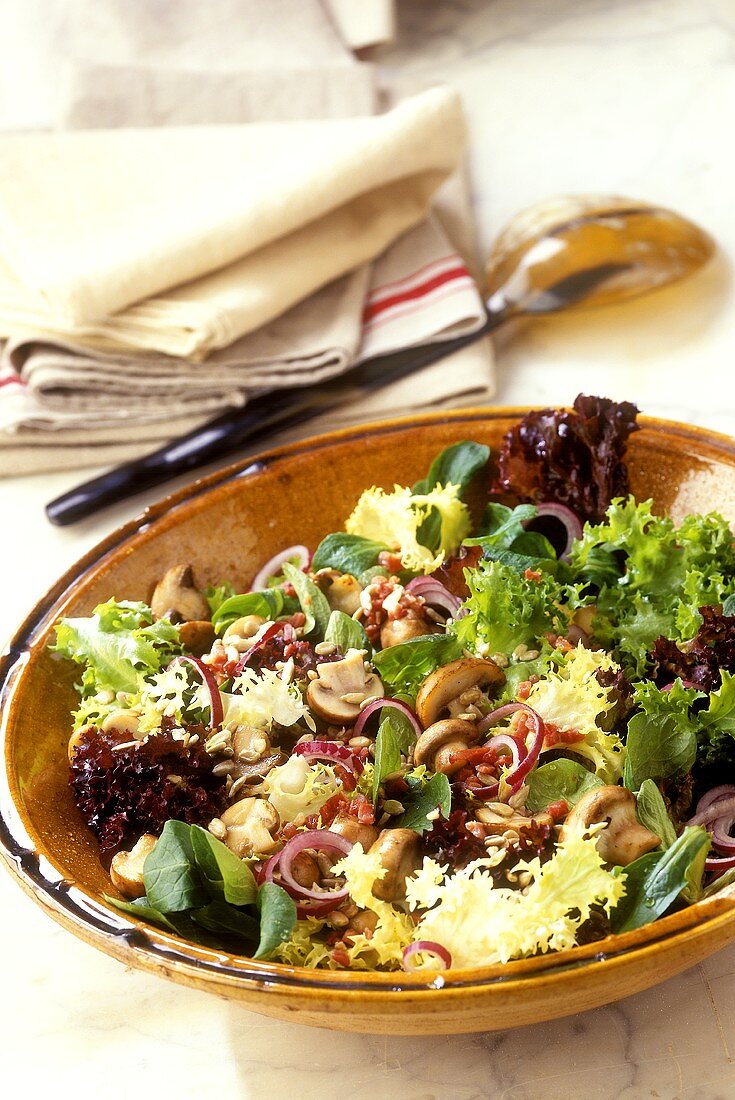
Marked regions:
[45,313,502,526]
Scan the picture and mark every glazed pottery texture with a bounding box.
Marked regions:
[2,408,735,1035]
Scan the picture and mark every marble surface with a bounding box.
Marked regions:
[4,1,735,1096]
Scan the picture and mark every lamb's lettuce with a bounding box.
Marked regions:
[325,609,370,655]
[612,827,710,932]
[635,779,677,851]
[311,533,389,576]
[211,588,291,634]
[412,440,490,497]
[373,633,462,701]
[281,562,331,637]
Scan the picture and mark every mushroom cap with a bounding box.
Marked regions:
[306,649,383,723]
[561,785,660,865]
[416,657,505,728]
[150,563,211,623]
[380,616,435,649]
[414,718,478,773]
[221,796,280,857]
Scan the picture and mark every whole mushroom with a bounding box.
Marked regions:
[150,563,211,624]
[415,657,505,728]
[561,786,660,865]
[413,718,479,775]
[380,615,436,649]
[369,828,422,902]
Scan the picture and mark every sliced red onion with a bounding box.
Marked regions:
[705,854,735,876]
[566,625,589,647]
[167,655,223,728]
[405,576,462,618]
[277,830,353,910]
[473,703,546,798]
[293,740,364,776]
[251,544,311,592]
[687,797,735,828]
[711,820,735,854]
[258,848,341,918]
[484,733,521,770]
[524,502,583,561]
[403,940,452,971]
[352,697,422,741]
[697,785,735,815]
[661,679,697,692]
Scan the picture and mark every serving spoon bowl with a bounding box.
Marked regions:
[46,195,716,526]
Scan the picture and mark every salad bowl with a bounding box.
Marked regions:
[2,406,735,1035]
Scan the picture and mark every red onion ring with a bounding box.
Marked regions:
[484,733,521,770]
[352,698,422,741]
[405,576,462,617]
[705,854,735,876]
[277,830,353,908]
[524,502,583,561]
[472,703,546,798]
[293,740,364,776]
[697,785,735,815]
[258,849,341,918]
[403,940,452,971]
[167,655,223,728]
[711,820,735,854]
[687,797,735,828]
[251,544,311,592]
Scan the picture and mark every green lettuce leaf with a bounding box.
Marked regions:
[525,759,603,813]
[623,680,700,791]
[612,826,710,932]
[635,779,676,850]
[412,440,490,497]
[396,773,452,833]
[373,633,462,701]
[311,533,389,575]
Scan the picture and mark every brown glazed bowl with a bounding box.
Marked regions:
[3,408,735,1035]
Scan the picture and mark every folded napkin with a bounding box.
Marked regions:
[0,88,464,358]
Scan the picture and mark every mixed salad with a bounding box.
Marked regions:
[53,395,735,973]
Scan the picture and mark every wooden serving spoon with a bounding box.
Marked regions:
[46,195,715,525]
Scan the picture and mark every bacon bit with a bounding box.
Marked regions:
[311,791,375,829]
[289,611,306,629]
[377,551,403,574]
[331,946,351,968]
[524,568,542,582]
[547,799,569,822]
[547,632,573,653]
[449,745,502,769]
[542,722,586,747]
[516,677,540,701]
[280,821,301,840]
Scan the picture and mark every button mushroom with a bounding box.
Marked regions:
[413,718,479,775]
[415,657,505,728]
[329,812,379,850]
[109,833,157,899]
[219,797,280,858]
[306,649,383,724]
[150,563,211,624]
[178,619,216,655]
[369,828,422,902]
[561,786,660,866]
[100,709,141,736]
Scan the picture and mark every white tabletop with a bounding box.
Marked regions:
[3,2,735,1097]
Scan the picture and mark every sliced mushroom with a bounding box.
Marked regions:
[179,620,216,655]
[219,797,280,857]
[329,813,379,850]
[231,724,271,764]
[223,615,267,645]
[150,564,211,623]
[561,786,660,866]
[100,709,141,736]
[110,833,157,899]
[314,569,363,616]
[380,615,436,649]
[67,726,91,764]
[413,718,478,775]
[369,828,422,902]
[415,657,505,728]
[306,649,383,724]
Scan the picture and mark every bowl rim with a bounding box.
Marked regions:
[2,404,735,998]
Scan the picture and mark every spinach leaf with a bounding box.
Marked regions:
[412,441,490,497]
[325,610,371,655]
[104,894,177,931]
[623,681,699,792]
[468,502,538,550]
[191,901,259,940]
[189,825,258,907]
[525,759,603,813]
[372,708,415,804]
[635,779,676,850]
[254,882,297,959]
[373,633,462,701]
[142,820,209,913]
[612,826,710,933]
[211,589,285,634]
[311,533,389,575]
[282,562,331,637]
[396,773,452,833]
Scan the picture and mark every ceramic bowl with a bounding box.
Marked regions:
[3,408,735,1036]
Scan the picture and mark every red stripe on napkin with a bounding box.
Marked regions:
[363,260,473,324]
